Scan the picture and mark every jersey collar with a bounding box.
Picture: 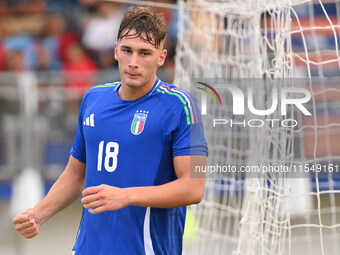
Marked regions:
[113,78,161,103]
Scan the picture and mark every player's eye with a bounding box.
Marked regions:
[122,49,132,54]
[141,52,150,56]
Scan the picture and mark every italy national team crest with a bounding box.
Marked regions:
[131,110,149,135]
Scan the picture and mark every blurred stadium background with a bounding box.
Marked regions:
[0,1,177,254]
[0,0,340,255]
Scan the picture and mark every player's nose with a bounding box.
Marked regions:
[128,53,138,69]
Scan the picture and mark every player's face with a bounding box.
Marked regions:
[114,30,167,91]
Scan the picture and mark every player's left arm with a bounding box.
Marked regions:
[81,155,206,213]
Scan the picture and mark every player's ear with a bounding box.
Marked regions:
[114,42,119,61]
[157,49,167,67]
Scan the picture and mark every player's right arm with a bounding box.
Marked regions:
[13,155,85,239]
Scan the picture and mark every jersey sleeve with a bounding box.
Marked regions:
[70,95,87,163]
[172,93,208,157]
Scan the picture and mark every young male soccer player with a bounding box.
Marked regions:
[13,7,207,254]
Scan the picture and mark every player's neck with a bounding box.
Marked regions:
[118,77,157,101]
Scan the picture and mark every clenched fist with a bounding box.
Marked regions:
[13,208,40,239]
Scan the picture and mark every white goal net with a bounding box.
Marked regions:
[175,0,340,255]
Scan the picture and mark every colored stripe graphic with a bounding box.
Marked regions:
[133,121,142,134]
[197,82,223,106]
[179,89,199,124]
[172,88,194,124]
[94,82,119,88]
[135,122,140,133]
[174,88,198,124]
[138,121,144,133]
[159,85,191,125]
[131,117,146,135]
[196,87,217,105]
[132,120,137,133]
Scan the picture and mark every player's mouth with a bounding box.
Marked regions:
[127,73,140,78]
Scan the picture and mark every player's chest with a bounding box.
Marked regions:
[82,101,165,143]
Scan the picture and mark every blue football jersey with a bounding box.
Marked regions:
[70,78,208,255]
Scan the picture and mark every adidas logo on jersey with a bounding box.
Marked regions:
[83,114,95,127]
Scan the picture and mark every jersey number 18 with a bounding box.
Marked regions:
[97,141,119,172]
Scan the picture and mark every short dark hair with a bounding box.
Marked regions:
[117,6,167,49]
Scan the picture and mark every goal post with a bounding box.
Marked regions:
[175,1,340,255]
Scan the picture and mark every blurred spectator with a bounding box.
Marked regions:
[35,43,51,71]
[63,42,97,94]
[5,15,45,36]
[0,45,6,71]
[3,34,38,70]
[82,2,123,51]
[0,0,45,36]
[0,19,9,71]
[45,0,81,33]
[0,1,178,82]
[79,0,101,13]
[97,51,115,70]
[0,0,45,15]
[45,0,79,13]
[81,2,124,67]
[59,34,81,66]
[5,51,26,72]
[39,15,66,70]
